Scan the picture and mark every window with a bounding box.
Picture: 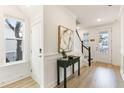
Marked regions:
[4,17,25,63]
[98,31,109,54]
[83,33,89,47]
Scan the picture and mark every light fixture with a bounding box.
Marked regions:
[97,18,102,22]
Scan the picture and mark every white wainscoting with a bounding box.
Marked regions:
[0,62,30,87]
[120,55,124,81]
[44,52,84,88]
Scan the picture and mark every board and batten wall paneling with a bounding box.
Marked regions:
[44,5,80,87]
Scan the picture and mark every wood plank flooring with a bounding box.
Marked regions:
[1,62,124,88]
[57,62,124,88]
[1,77,40,88]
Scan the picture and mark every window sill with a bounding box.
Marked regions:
[0,61,26,67]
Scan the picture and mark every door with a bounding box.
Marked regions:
[31,19,42,85]
[94,28,112,63]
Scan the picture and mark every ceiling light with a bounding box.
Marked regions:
[97,18,102,22]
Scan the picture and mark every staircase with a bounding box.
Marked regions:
[76,30,92,66]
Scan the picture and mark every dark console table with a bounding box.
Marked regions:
[57,56,80,88]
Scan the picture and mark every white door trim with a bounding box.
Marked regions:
[30,16,44,87]
[95,27,112,63]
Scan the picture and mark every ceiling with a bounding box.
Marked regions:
[65,5,121,28]
[17,5,120,28]
[18,5,42,21]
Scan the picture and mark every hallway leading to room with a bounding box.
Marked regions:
[1,62,123,88]
[1,1,124,93]
[0,5,124,88]
[57,62,124,88]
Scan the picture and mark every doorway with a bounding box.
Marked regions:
[83,28,112,64]
[31,17,43,87]
[93,28,112,63]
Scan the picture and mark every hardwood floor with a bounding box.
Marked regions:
[1,77,40,88]
[1,62,124,88]
[57,62,124,88]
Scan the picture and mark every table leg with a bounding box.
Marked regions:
[72,64,74,74]
[64,67,67,88]
[57,62,60,85]
[78,59,80,76]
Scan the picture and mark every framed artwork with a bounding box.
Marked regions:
[58,25,74,53]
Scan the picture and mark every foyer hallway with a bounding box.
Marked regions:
[1,62,124,88]
[57,62,124,88]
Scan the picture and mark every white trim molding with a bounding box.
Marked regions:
[44,52,60,57]
[0,74,30,87]
[120,69,124,81]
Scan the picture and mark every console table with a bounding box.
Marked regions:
[57,56,80,88]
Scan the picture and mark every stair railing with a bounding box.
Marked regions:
[76,30,91,66]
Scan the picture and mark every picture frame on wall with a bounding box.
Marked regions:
[58,25,74,53]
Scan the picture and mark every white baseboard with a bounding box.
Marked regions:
[46,80,57,88]
[120,70,124,81]
[0,74,30,87]
[46,64,85,88]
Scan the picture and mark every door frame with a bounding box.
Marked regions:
[94,27,112,64]
[30,15,44,87]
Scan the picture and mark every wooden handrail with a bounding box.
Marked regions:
[76,30,91,66]
[81,41,89,50]
[76,30,88,50]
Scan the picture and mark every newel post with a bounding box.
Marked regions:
[88,47,91,66]
[81,41,83,53]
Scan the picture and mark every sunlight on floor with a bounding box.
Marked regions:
[93,67,117,87]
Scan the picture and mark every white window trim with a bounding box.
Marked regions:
[2,16,26,65]
[0,60,25,67]
[6,38,23,40]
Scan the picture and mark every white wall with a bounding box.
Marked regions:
[0,7,5,65]
[0,6,30,86]
[112,21,121,66]
[120,6,124,80]
[79,21,121,66]
[44,5,77,87]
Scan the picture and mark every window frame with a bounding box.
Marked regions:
[98,31,109,55]
[82,32,89,47]
[3,16,25,65]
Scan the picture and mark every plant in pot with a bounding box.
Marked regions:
[61,50,67,58]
